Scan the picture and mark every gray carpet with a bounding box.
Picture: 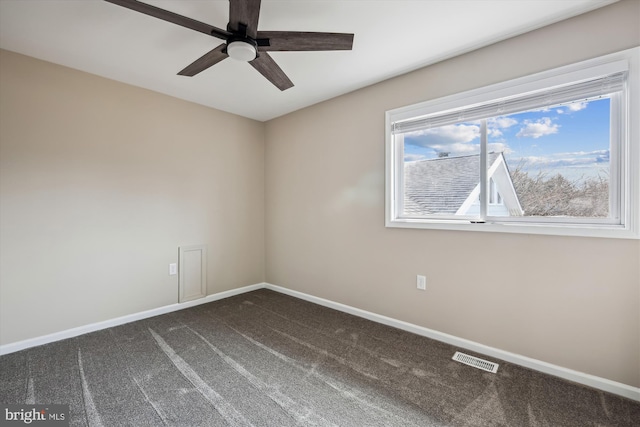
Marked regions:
[1,289,638,426]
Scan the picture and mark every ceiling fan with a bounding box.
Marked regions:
[104,0,354,91]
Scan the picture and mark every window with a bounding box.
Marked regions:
[385,48,639,239]
[488,179,502,206]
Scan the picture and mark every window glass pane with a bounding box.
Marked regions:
[492,97,611,218]
[402,122,481,217]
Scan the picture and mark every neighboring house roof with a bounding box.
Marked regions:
[404,152,523,216]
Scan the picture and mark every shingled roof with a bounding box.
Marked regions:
[404,152,501,215]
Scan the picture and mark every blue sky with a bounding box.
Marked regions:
[403,97,611,183]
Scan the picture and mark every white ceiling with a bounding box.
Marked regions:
[0,0,616,121]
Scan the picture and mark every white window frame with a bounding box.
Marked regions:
[385,47,640,239]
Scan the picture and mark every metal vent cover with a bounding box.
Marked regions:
[452,351,499,373]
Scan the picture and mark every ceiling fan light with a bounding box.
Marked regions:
[227,41,257,62]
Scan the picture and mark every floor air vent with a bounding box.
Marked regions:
[452,351,499,373]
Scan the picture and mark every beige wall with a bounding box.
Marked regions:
[265,0,640,387]
[0,50,265,345]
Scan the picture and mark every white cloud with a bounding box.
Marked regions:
[406,123,481,155]
[516,117,559,138]
[488,128,503,138]
[407,123,479,147]
[556,101,588,114]
[428,142,480,156]
[404,153,427,162]
[485,116,518,140]
[513,150,610,170]
[488,142,511,154]
[406,121,515,157]
[489,117,518,129]
[567,101,588,112]
[554,149,609,158]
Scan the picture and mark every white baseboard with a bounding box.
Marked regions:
[264,283,640,402]
[0,283,265,357]
[2,281,638,402]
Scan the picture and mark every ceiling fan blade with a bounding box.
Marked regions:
[250,53,294,91]
[256,31,354,52]
[178,44,228,77]
[229,0,261,39]
[104,0,230,40]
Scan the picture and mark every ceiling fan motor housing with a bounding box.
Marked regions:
[227,38,257,62]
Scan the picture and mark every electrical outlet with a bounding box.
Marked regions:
[417,275,426,290]
[169,263,177,276]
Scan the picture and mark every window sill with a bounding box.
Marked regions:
[386,217,638,239]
